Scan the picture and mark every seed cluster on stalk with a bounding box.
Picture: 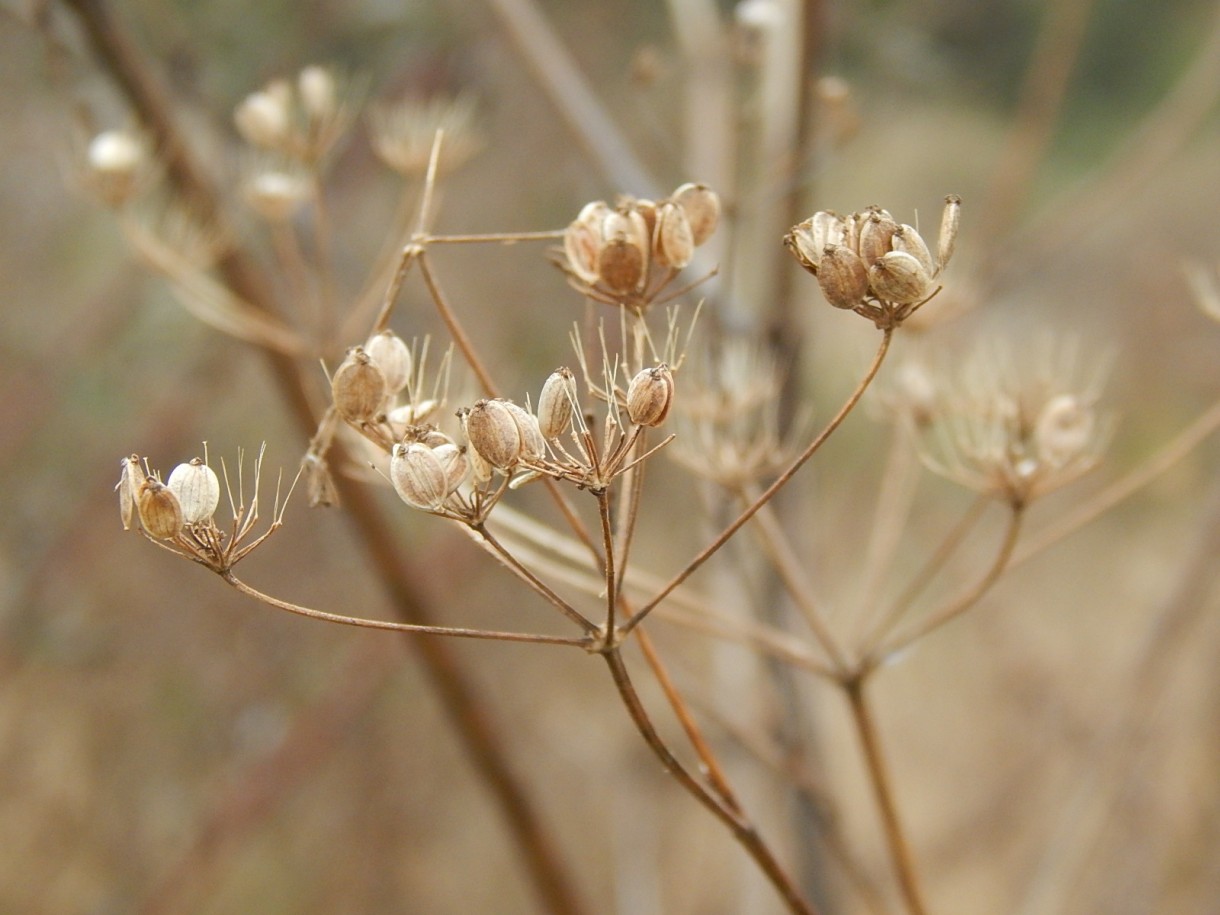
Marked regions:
[785,196,960,327]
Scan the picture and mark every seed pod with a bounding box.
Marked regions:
[502,401,546,462]
[245,170,310,222]
[234,88,292,150]
[118,455,146,531]
[331,347,388,423]
[563,201,608,284]
[465,399,524,470]
[651,201,695,269]
[817,245,870,309]
[632,198,659,238]
[365,330,413,394]
[597,210,649,294]
[627,364,675,427]
[858,211,898,266]
[868,250,931,304]
[167,458,221,524]
[671,183,721,246]
[937,195,961,274]
[1035,395,1094,467]
[891,225,935,277]
[433,443,470,494]
[138,478,184,540]
[298,66,337,122]
[537,368,577,439]
[87,130,146,206]
[390,442,449,510]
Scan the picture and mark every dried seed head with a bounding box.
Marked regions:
[868,250,932,304]
[817,245,870,309]
[369,93,484,177]
[331,347,388,423]
[671,183,721,246]
[117,455,147,530]
[365,330,413,394]
[537,368,577,440]
[138,478,184,540]
[937,195,961,274]
[598,210,650,295]
[891,225,935,277]
[627,364,675,427]
[858,210,898,266]
[1034,394,1095,467]
[465,399,525,470]
[167,458,221,524]
[651,201,695,269]
[298,65,337,123]
[390,442,449,510]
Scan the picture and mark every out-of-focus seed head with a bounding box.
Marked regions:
[671,183,721,247]
[243,168,311,222]
[597,209,650,295]
[537,367,577,440]
[868,251,932,304]
[627,364,675,427]
[858,210,898,266]
[138,478,184,540]
[86,130,147,206]
[235,87,292,150]
[369,93,484,177]
[465,399,525,470]
[651,201,695,269]
[937,195,961,274]
[331,346,388,423]
[118,455,146,530]
[390,442,448,510]
[167,458,221,524]
[817,245,870,309]
[365,330,413,394]
[298,66,337,123]
[891,225,935,277]
[1034,394,1095,468]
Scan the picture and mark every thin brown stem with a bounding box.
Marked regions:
[422,230,567,244]
[602,649,820,915]
[876,503,1025,662]
[597,492,617,635]
[844,676,928,915]
[624,326,893,634]
[222,571,589,647]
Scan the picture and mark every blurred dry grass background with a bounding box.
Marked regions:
[3,0,1220,913]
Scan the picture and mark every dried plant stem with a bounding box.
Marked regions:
[625,327,894,633]
[63,4,588,909]
[602,648,820,915]
[418,249,500,397]
[221,571,589,646]
[860,493,991,657]
[734,490,847,672]
[876,503,1025,662]
[423,230,567,244]
[843,676,928,915]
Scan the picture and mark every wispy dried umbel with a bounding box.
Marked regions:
[369,92,484,177]
[234,66,355,166]
[786,196,960,327]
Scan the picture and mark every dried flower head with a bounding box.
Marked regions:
[917,335,1111,506]
[785,196,960,327]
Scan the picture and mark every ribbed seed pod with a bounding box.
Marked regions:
[167,458,221,524]
[432,443,470,494]
[858,211,898,266]
[817,245,870,309]
[651,201,695,269]
[868,251,931,304]
[597,210,649,294]
[537,368,577,440]
[937,195,962,274]
[502,401,545,461]
[138,478,184,540]
[118,455,146,531]
[465,400,525,470]
[784,218,823,274]
[390,442,448,510]
[331,347,387,423]
[891,225,935,277]
[365,330,413,394]
[627,364,675,427]
[671,183,721,246]
[564,201,607,284]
